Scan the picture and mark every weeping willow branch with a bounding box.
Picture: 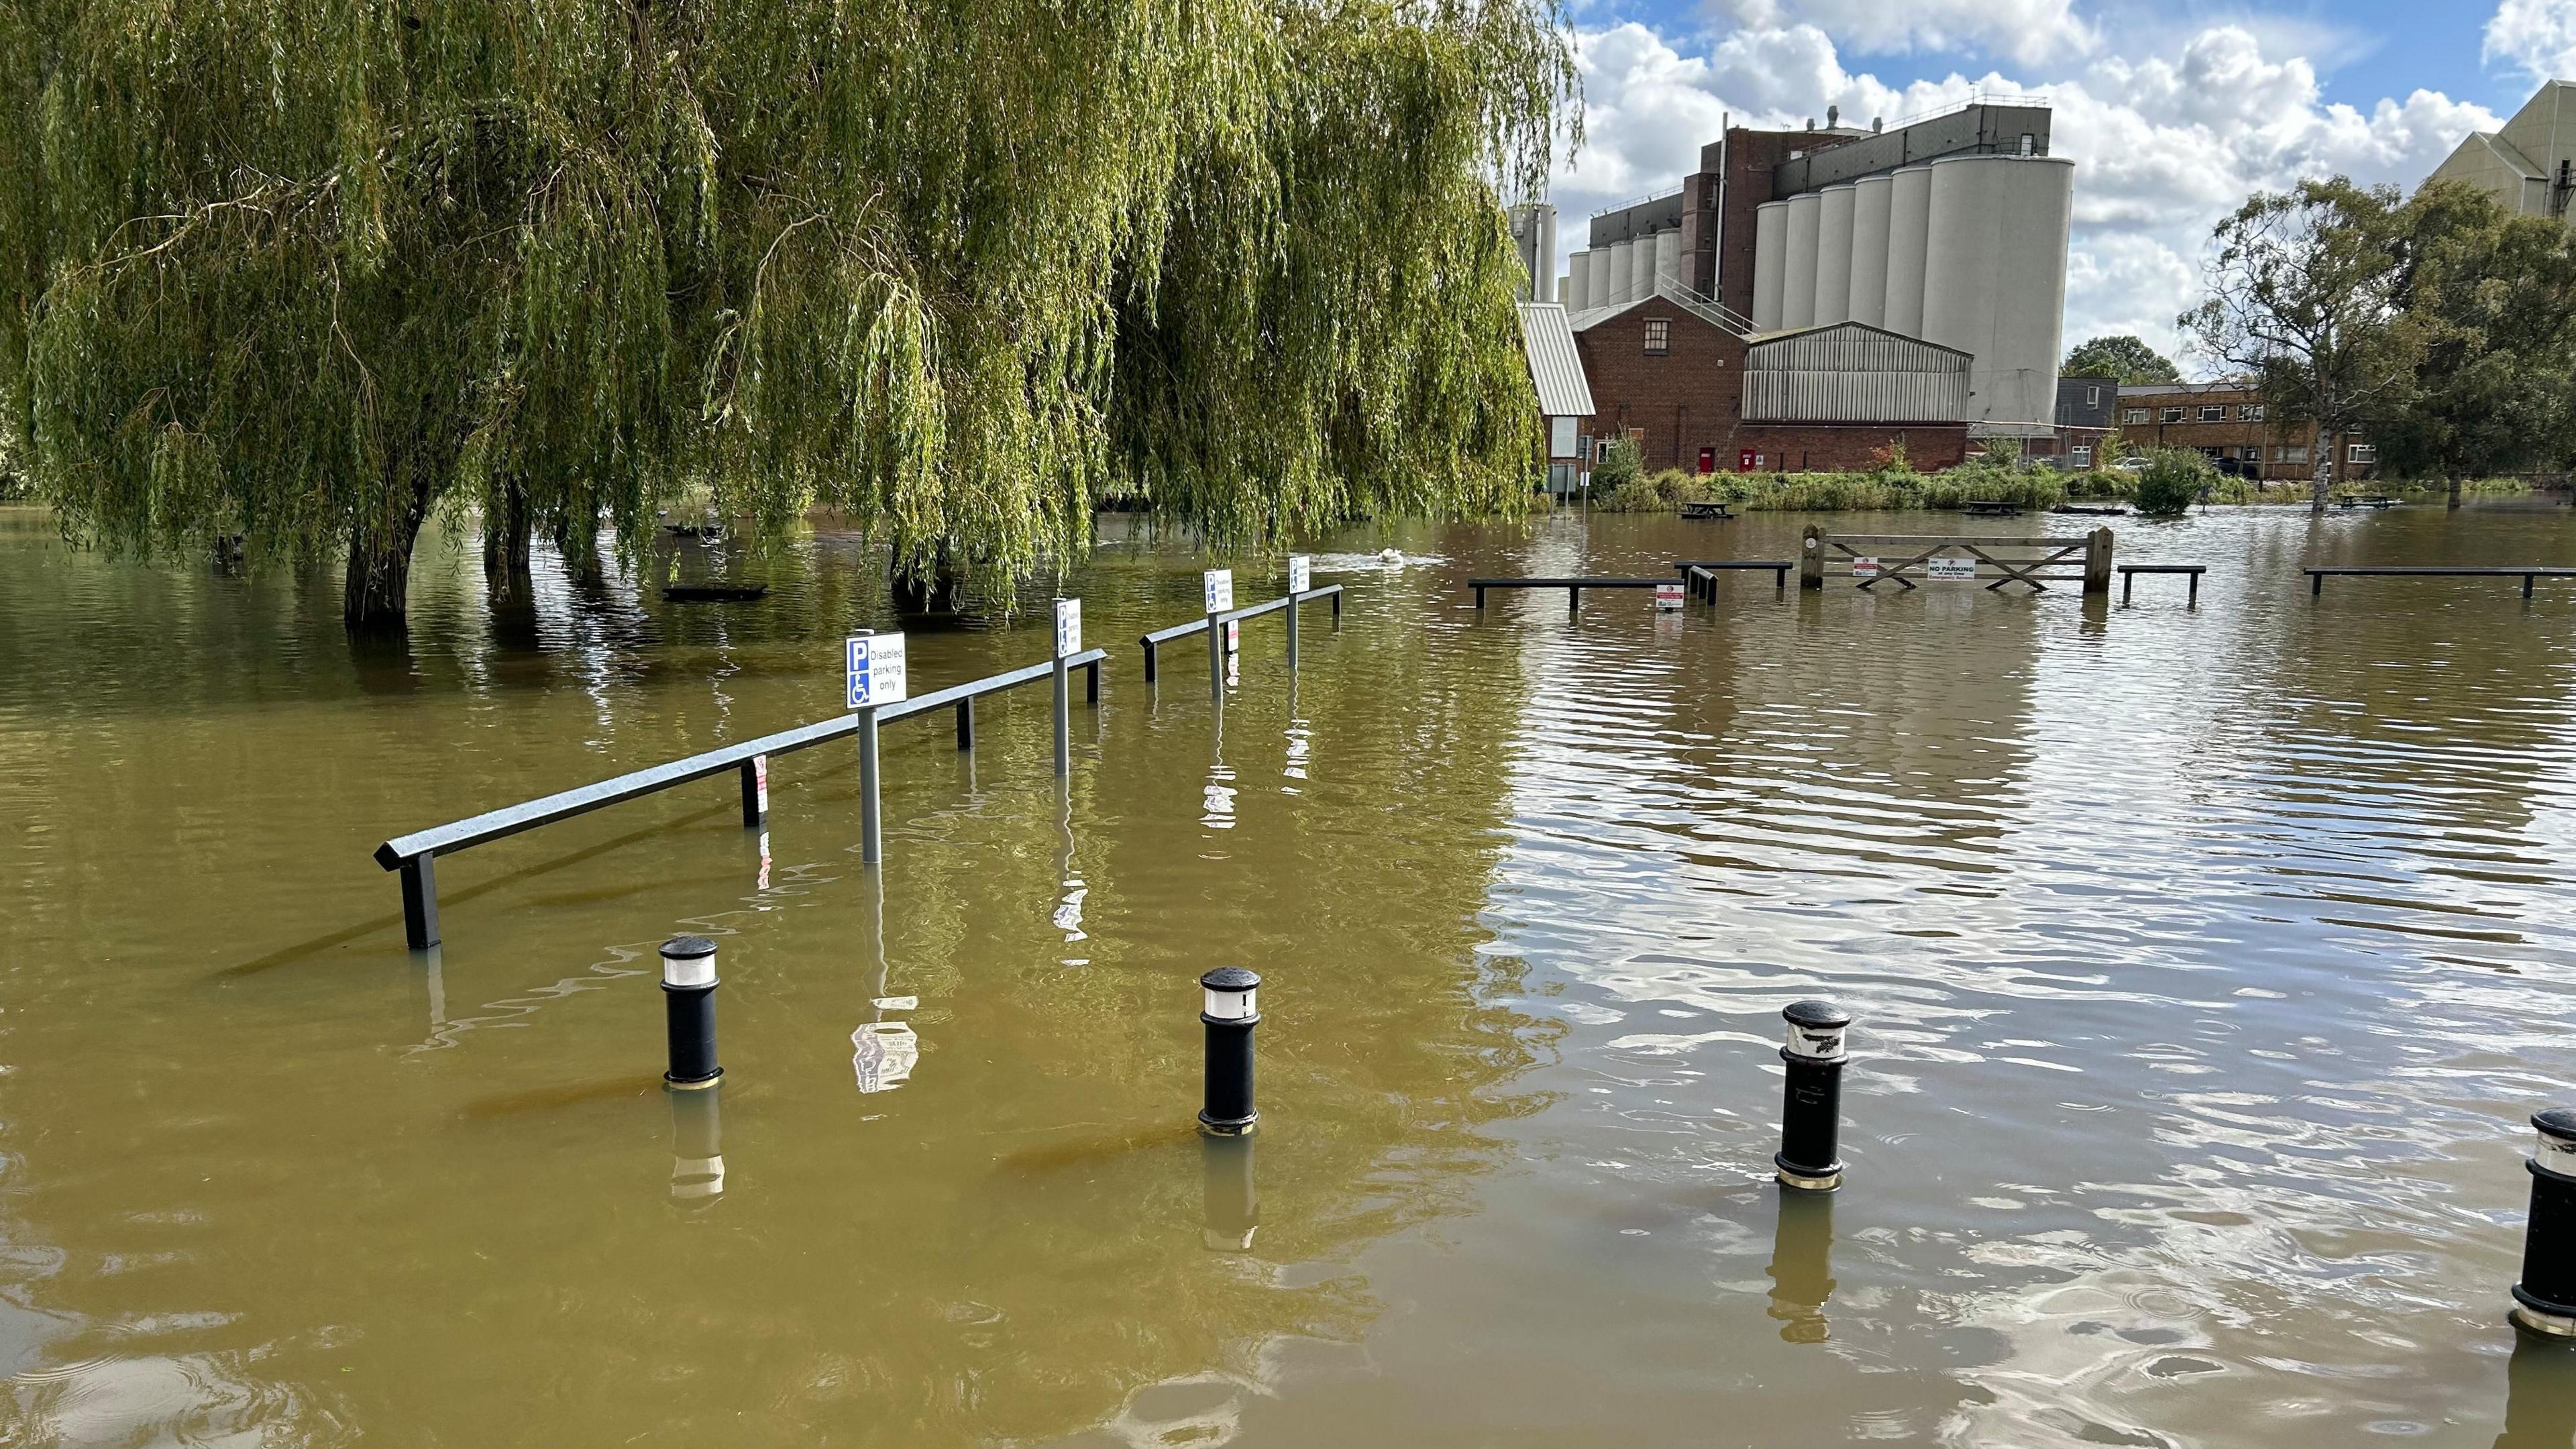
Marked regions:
[3,0,1577,625]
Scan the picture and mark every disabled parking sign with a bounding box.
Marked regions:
[846,632,908,709]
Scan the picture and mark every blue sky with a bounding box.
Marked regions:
[1550,0,2573,367]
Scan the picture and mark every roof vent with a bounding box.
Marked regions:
[1827,105,1840,129]
[1805,118,1816,131]
[1872,117,1884,133]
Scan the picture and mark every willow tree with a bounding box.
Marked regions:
[4,0,1571,630]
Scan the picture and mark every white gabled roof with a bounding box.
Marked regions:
[1516,302,1595,418]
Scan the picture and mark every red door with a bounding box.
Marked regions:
[1697,447,1717,475]
[1737,449,1757,473]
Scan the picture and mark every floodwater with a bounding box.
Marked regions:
[3,499,2575,1447]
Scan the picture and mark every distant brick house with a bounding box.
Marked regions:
[2116,381,2378,483]
[2033,376,2115,469]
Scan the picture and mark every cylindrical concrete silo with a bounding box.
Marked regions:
[1625,235,1651,303]
[1654,229,1682,298]
[1882,165,1934,336]
[1781,192,1821,331]
[1753,202,1788,331]
[1555,273,1569,305]
[1600,239,1630,307]
[1922,154,2078,430]
[1848,175,1893,329]
[1568,251,1591,311]
[1813,184,1857,326]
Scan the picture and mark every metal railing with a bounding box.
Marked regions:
[1675,560,1794,597]
[1138,586,1344,684]
[2306,566,2576,599]
[1469,577,1670,614]
[374,647,1107,949]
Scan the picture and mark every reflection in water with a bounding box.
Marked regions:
[849,873,919,1094]
[1054,783,1088,948]
[1201,1135,1259,1253]
[669,1086,727,1208]
[2497,1338,2576,1449]
[1765,1189,1836,1344]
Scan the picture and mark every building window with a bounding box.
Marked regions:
[2239,404,2267,421]
[2349,443,2377,464]
[2279,445,2309,464]
[2197,405,2226,422]
[2071,445,2093,466]
[2124,408,2149,424]
[1644,318,1670,356]
[2019,133,2037,156]
[2161,407,2184,424]
[2086,386,2101,407]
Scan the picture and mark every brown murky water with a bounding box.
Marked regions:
[3,500,2575,1447]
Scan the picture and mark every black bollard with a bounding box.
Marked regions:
[2512,1109,2576,1339]
[1774,1000,1850,1192]
[1198,967,1260,1136]
[667,1083,725,1208]
[1765,1187,1837,1344]
[661,935,722,1089]
[1201,1133,1260,1251]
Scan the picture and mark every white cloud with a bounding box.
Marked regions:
[2485,0,2576,85]
[1554,21,2497,366]
[1713,0,2095,67]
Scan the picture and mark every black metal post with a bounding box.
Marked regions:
[955,697,974,751]
[1475,585,1487,609]
[1330,590,1342,625]
[1085,659,1100,705]
[739,754,768,828]
[1143,637,1159,684]
[2188,573,2200,607]
[1287,592,1301,667]
[2514,1109,2576,1338]
[668,1081,724,1208]
[661,935,722,1089]
[1207,611,1224,706]
[1199,967,1260,1136]
[2312,571,2325,597]
[1202,1133,1259,1252]
[1775,1000,1851,1191]
[400,855,439,950]
[1052,651,1071,777]
[1568,585,1581,616]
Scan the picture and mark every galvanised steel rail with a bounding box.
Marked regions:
[1672,559,1794,597]
[2306,566,2576,599]
[2118,564,2208,606]
[1138,586,1343,684]
[374,647,1107,949]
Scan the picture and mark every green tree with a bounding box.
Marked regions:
[2061,334,2180,385]
[2182,178,2420,513]
[3,0,1574,631]
[2373,182,2576,508]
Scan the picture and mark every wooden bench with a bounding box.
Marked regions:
[1680,500,1734,521]
[2334,494,2400,509]
[1672,560,1794,598]
[2117,564,2206,606]
[2306,566,2576,599]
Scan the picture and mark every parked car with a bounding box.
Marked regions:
[2112,455,2147,474]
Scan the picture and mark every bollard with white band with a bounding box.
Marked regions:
[2512,1109,2576,1338]
[1202,570,1234,706]
[1286,555,1310,669]
[1052,598,1081,777]
[739,753,769,828]
[1774,1000,1850,1191]
[846,631,908,864]
[1199,967,1260,1136]
[667,1083,725,1207]
[660,935,722,1089]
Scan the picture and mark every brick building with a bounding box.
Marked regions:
[2116,382,2378,483]
[1564,101,2067,475]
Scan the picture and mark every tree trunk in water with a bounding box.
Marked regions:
[2447,473,2463,511]
[2312,431,2334,514]
[482,480,535,606]
[344,512,423,634]
[554,515,606,592]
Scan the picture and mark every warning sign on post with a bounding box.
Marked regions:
[1927,557,1978,581]
[1851,557,1880,579]
[1655,581,1684,610]
[845,632,908,709]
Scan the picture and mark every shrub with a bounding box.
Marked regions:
[2133,448,2212,517]
[1593,467,1714,513]
[1591,435,1643,494]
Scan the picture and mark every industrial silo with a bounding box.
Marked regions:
[1753,201,1788,331]
[1921,154,2077,429]
[1883,165,1933,337]
[1813,184,1857,325]
[1653,230,1682,297]
[1608,238,1638,306]
[1848,175,1893,329]
[1568,251,1591,311]
[1782,192,1822,331]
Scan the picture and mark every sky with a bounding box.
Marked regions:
[1548,0,2576,373]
